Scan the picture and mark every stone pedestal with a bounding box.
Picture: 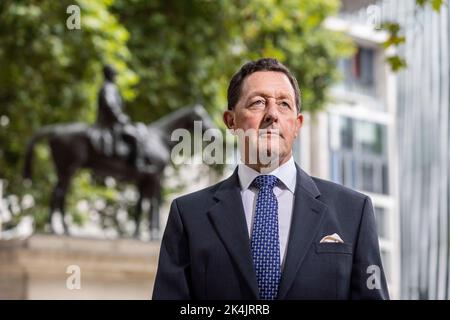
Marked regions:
[0,234,160,299]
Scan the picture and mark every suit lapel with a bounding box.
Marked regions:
[277,165,328,299]
[207,169,259,299]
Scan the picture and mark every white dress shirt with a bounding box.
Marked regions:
[237,156,297,269]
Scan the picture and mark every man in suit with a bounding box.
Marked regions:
[152,58,389,300]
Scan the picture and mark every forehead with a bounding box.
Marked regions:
[241,71,295,99]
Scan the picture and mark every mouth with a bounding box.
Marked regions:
[259,129,282,138]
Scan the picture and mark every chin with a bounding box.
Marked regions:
[257,146,281,166]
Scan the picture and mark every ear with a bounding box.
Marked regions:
[223,110,235,130]
[294,113,304,139]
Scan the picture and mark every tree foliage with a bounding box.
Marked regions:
[0,0,137,230]
[0,0,351,232]
[382,0,446,71]
[112,0,353,122]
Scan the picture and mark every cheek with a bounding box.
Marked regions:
[235,113,260,130]
[281,119,300,143]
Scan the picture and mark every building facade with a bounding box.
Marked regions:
[296,5,401,298]
[301,0,450,300]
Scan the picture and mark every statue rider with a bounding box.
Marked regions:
[96,65,141,170]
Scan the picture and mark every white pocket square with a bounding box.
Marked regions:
[320,233,344,243]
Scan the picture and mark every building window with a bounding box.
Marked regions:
[381,249,391,283]
[338,46,376,98]
[374,206,389,240]
[329,114,389,194]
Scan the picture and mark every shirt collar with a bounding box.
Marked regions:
[237,156,297,193]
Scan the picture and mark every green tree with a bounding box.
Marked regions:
[0,0,136,230]
[0,0,352,232]
[112,0,353,122]
[382,0,446,71]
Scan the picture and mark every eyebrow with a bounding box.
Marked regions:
[246,91,294,100]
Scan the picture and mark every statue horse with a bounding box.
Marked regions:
[23,105,216,240]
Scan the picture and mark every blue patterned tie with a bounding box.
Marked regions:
[251,175,281,300]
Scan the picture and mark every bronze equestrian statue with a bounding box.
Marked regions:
[23,68,216,239]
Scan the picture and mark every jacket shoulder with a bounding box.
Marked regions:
[311,176,368,202]
[172,178,225,209]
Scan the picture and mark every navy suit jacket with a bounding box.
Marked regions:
[152,165,390,300]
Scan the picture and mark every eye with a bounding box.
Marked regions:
[251,99,265,106]
[280,101,291,108]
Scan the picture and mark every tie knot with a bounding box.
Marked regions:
[252,175,279,190]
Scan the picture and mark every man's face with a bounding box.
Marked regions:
[223,71,303,170]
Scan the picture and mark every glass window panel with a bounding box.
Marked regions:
[355,121,384,155]
[337,46,377,98]
[329,116,389,195]
[374,206,388,240]
[359,47,375,86]
[341,117,354,150]
[331,151,342,184]
[381,249,391,283]
[329,114,342,150]
[382,164,389,195]
[361,161,375,192]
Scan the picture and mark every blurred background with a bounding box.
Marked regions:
[0,0,448,300]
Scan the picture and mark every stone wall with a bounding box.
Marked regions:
[0,234,160,299]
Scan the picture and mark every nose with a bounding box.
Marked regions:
[262,98,279,125]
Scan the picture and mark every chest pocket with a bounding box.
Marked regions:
[314,242,353,255]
